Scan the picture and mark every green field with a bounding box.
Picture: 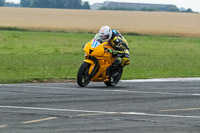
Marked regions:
[0,30,200,83]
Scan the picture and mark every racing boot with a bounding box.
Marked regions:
[112,57,122,77]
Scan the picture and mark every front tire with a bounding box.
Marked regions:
[77,62,91,87]
[104,68,123,87]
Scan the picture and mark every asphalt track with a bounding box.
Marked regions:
[0,80,200,133]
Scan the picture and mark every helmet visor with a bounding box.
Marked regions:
[100,34,109,41]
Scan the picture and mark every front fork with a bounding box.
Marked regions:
[84,58,99,79]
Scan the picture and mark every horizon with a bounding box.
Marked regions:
[5,0,200,12]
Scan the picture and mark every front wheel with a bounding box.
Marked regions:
[77,62,91,87]
[104,68,123,87]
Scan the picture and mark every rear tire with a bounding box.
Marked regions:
[104,68,123,87]
[77,62,91,87]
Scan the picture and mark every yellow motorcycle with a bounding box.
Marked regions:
[77,36,126,87]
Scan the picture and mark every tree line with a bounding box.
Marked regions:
[0,0,90,9]
[0,0,4,6]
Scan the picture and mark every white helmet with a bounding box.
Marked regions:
[99,26,112,42]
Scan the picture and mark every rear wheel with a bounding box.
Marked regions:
[104,68,123,87]
[77,62,91,87]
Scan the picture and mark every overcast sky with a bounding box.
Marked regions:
[6,0,200,12]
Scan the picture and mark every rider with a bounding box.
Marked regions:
[95,25,130,76]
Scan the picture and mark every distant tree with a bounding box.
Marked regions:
[0,0,5,6]
[167,6,179,12]
[141,7,157,11]
[20,0,90,9]
[20,0,32,7]
[67,0,82,9]
[52,0,66,8]
[82,1,90,9]
[28,0,83,9]
[186,8,193,12]
[30,0,51,8]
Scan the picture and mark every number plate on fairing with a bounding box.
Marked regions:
[91,39,101,48]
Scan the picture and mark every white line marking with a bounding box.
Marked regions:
[122,112,200,119]
[158,108,200,112]
[0,105,200,119]
[5,85,200,96]
[22,117,57,124]
[121,78,200,82]
[75,113,101,117]
[0,125,7,128]
[0,105,117,114]
[111,89,200,96]
[0,78,200,87]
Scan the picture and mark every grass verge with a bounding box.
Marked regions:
[0,30,200,83]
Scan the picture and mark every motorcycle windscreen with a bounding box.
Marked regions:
[84,39,105,56]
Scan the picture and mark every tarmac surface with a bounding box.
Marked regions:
[0,80,200,133]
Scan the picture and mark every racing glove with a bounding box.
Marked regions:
[108,49,117,55]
